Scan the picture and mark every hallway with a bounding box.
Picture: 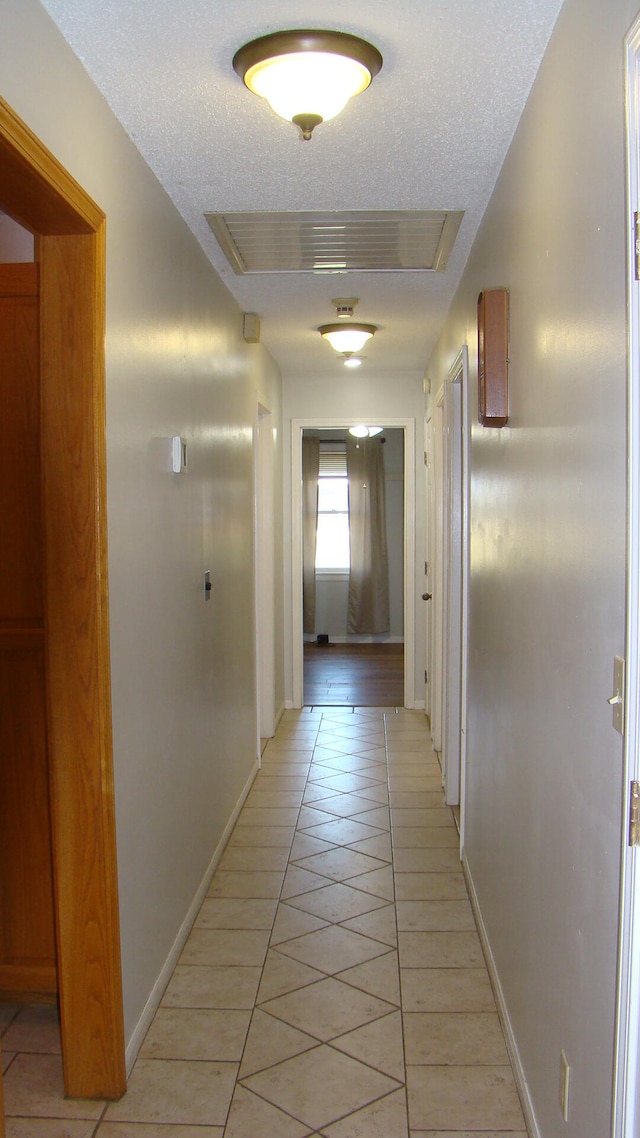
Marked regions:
[1,708,527,1136]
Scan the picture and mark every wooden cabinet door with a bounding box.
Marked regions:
[0,262,57,998]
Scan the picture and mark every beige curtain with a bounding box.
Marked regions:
[302,435,319,635]
[346,435,390,634]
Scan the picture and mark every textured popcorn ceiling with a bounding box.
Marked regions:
[40,0,564,379]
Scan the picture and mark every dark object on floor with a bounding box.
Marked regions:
[316,633,332,646]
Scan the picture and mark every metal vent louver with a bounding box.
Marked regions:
[204,210,464,275]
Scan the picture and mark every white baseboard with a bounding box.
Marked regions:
[125,757,260,1074]
[461,850,540,1138]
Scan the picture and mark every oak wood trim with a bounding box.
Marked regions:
[0,98,103,235]
[0,100,126,1101]
[0,964,57,997]
[0,262,37,296]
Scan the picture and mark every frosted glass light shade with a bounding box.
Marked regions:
[319,323,376,353]
[234,31,382,140]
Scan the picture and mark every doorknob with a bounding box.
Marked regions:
[422,592,432,601]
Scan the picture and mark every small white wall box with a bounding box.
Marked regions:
[243,312,260,343]
[171,436,187,473]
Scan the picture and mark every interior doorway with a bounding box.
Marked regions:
[291,418,417,709]
[0,97,125,1104]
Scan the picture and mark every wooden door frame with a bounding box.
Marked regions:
[0,98,125,1100]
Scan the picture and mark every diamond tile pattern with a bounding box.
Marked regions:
[1,707,527,1137]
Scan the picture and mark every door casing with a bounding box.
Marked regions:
[0,97,125,1101]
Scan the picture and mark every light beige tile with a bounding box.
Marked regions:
[103,1059,237,1126]
[297,805,340,829]
[139,1007,250,1061]
[287,881,389,923]
[227,825,295,848]
[387,778,442,793]
[280,865,331,899]
[400,968,495,1013]
[0,1005,19,1033]
[180,928,270,967]
[269,903,329,945]
[244,789,304,808]
[322,1087,408,1137]
[406,1065,525,1131]
[404,1012,508,1065]
[348,834,393,862]
[256,949,326,1003]
[315,793,380,818]
[394,873,467,901]
[333,1009,406,1081]
[236,807,300,827]
[349,784,390,805]
[238,1009,317,1077]
[391,809,455,828]
[96,1125,223,1137]
[218,846,290,872]
[399,931,484,969]
[409,1132,527,1137]
[396,900,475,932]
[347,865,395,901]
[312,754,383,773]
[342,905,398,947]
[194,897,277,929]
[393,849,462,873]
[289,833,337,861]
[162,964,261,1009]
[295,847,386,882]
[311,772,382,793]
[242,1044,401,1131]
[249,775,307,792]
[8,1121,100,1138]
[277,925,390,973]
[389,792,446,809]
[303,818,384,847]
[1,1006,61,1054]
[353,806,391,830]
[337,950,401,1006]
[392,828,459,849]
[207,871,284,898]
[261,976,394,1041]
[224,1085,310,1138]
[302,784,342,803]
[2,1054,104,1120]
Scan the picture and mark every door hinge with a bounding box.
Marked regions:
[424,449,429,466]
[424,670,428,684]
[635,213,640,281]
[630,781,640,847]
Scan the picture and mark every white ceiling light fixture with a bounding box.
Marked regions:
[349,425,383,437]
[319,322,376,354]
[233,30,383,141]
[343,356,362,368]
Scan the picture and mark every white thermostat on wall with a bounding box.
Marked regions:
[171,435,187,473]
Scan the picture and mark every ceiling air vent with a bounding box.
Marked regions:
[204,209,464,275]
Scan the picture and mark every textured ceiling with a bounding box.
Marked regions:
[39,0,564,380]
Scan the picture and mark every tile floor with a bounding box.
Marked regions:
[1,707,528,1137]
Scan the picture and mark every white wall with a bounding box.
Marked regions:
[0,214,33,261]
[0,0,284,1051]
[426,0,634,1133]
[283,372,426,705]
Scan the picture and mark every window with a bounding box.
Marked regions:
[315,445,349,570]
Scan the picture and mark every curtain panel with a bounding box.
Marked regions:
[346,436,390,634]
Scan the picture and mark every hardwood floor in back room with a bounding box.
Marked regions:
[304,643,404,707]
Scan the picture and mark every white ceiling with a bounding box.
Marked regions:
[39,0,564,380]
